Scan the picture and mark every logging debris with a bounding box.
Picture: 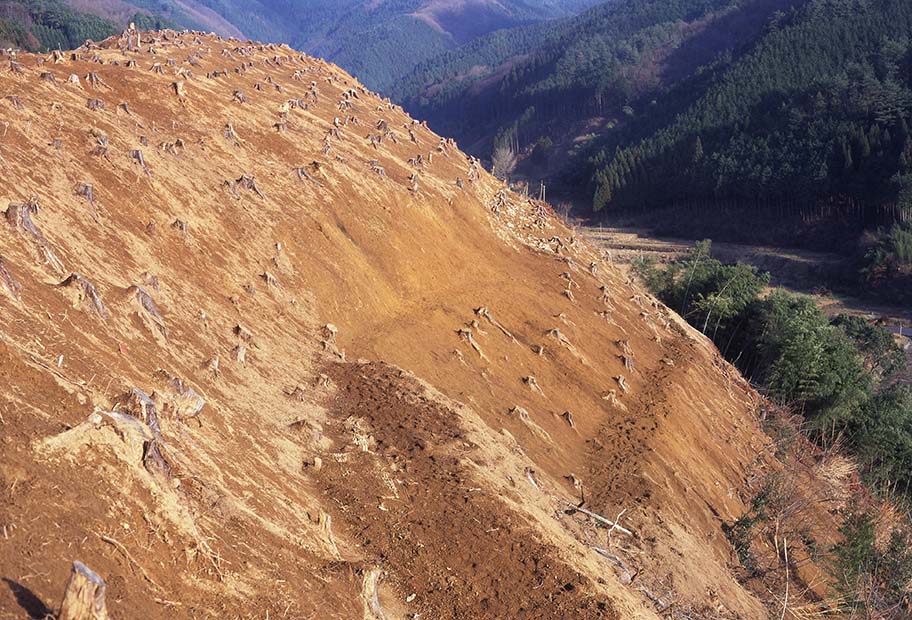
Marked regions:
[115,388,171,476]
[457,328,487,361]
[236,175,266,199]
[261,271,279,287]
[0,256,21,298]
[85,72,105,87]
[615,375,629,393]
[58,561,108,620]
[157,372,205,422]
[565,502,634,537]
[130,285,167,336]
[294,163,322,185]
[234,324,253,341]
[361,568,386,620]
[223,122,240,144]
[509,406,552,443]
[59,273,108,320]
[523,375,544,396]
[369,160,386,177]
[129,149,150,176]
[475,306,517,342]
[5,197,65,274]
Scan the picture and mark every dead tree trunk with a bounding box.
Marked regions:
[59,561,108,620]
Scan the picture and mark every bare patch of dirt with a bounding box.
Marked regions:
[316,361,618,619]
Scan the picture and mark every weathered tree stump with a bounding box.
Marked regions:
[59,561,108,620]
[129,285,166,335]
[129,149,150,176]
[85,72,104,87]
[5,198,65,274]
[59,273,108,320]
[118,388,171,476]
[236,174,265,199]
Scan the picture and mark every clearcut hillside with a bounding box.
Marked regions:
[0,30,851,619]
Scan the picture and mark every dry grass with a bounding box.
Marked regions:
[873,494,907,553]
[814,452,858,510]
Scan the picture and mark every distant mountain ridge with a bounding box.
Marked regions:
[181,0,605,91]
[0,0,603,90]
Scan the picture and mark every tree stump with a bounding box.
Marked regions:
[59,561,108,620]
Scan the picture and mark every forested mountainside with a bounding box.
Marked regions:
[144,0,603,91]
[1,0,603,91]
[0,0,237,51]
[398,0,912,241]
[0,0,130,51]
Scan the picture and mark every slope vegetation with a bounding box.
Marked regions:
[0,30,846,619]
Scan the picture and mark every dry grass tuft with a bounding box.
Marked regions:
[814,447,857,510]
[873,494,906,553]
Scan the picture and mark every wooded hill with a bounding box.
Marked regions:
[0,0,195,51]
[396,0,912,239]
[1,0,605,91]
[217,0,605,92]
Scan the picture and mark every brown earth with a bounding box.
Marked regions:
[0,30,851,619]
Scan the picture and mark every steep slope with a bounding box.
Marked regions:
[392,0,779,148]
[0,31,839,619]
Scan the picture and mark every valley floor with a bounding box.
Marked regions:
[583,225,912,386]
[583,225,912,328]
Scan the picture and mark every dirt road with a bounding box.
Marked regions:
[583,226,912,329]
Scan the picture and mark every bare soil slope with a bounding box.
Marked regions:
[0,31,834,619]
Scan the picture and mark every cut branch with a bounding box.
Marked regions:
[566,502,634,537]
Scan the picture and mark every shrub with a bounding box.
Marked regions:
[744,293,871,429]
[832,314,907,381]
[848,387,912,491]
[831,509,912,619]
